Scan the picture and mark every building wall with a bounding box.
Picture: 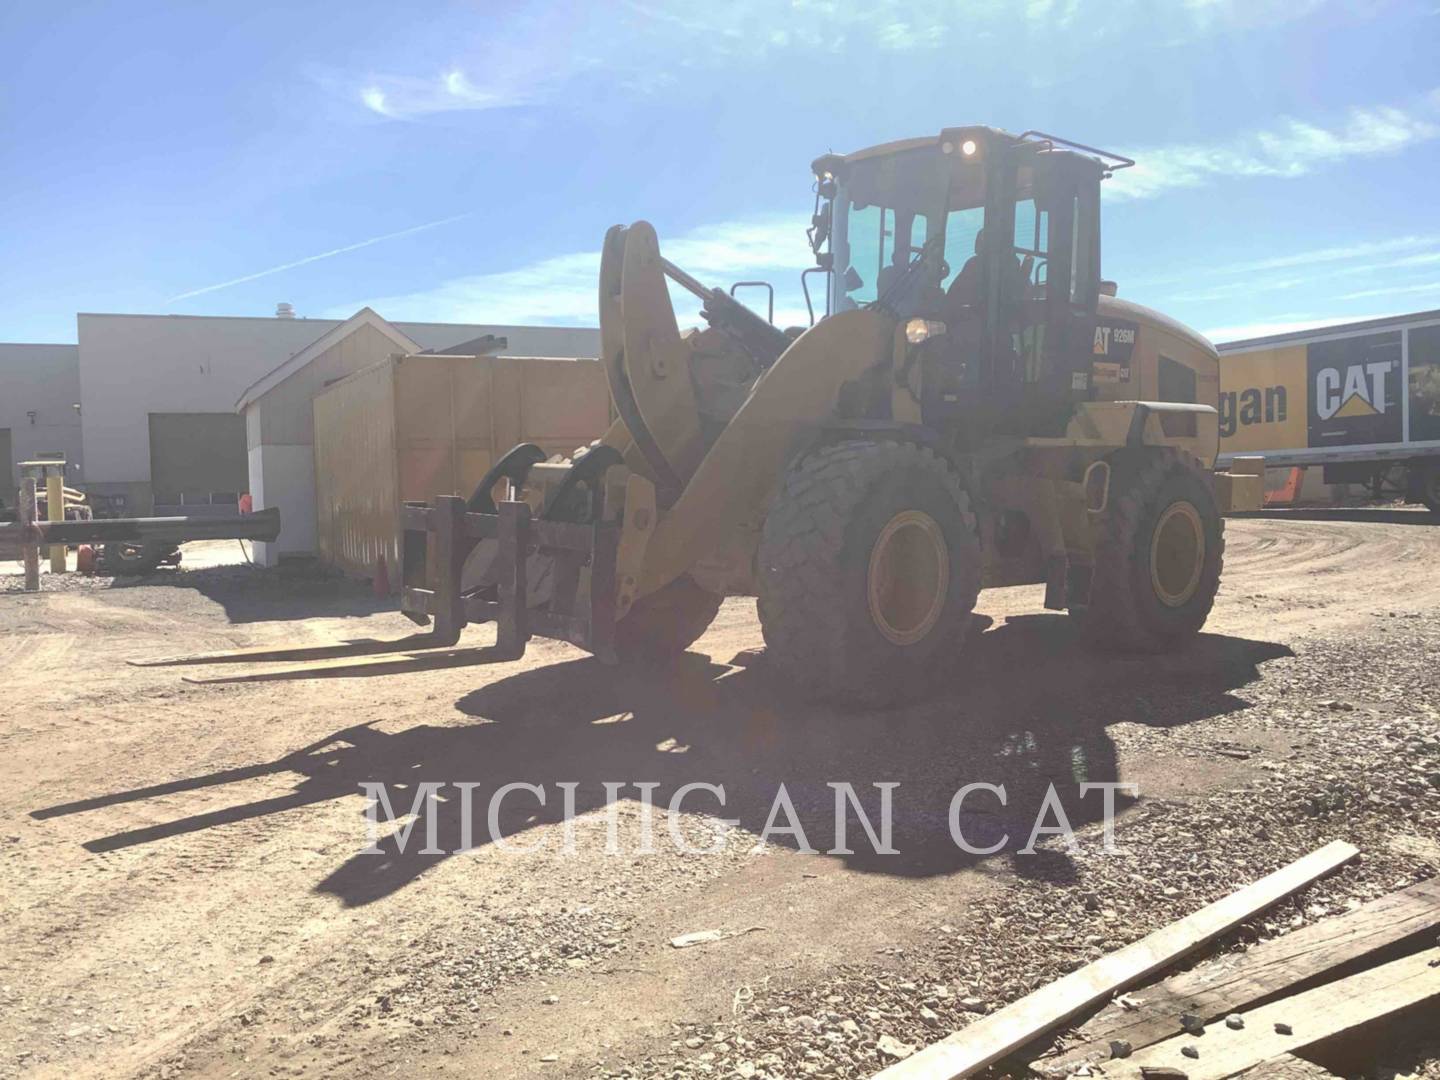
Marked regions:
[0,343,84,488]
[76,313,599,510]
[249,444,316,567]
[244,323,407,562]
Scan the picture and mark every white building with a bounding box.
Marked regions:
[74,309,599,514]
[0,343,84,496]
[236,308,424,566]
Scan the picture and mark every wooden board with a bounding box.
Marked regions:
[872,841,1359,1080]
[1037,877,1440,1074]
[129,634,444,667]
[179,645,504,683]
[1107,946,1439,1079]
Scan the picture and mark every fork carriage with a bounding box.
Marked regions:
[399,495,621,663]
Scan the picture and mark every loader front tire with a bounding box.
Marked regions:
[1071,449,1223,651]
[615,575,722,662]
[757,440,980,708]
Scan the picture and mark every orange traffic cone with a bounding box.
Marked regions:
[373,553,391,597]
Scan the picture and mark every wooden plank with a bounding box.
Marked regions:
[1107,946,1439,1079]
[178,645,504,684]
[1037,877,1440,1074]
[1236,1054,1340,1078]
[873,841,1359,1080]
[129,634,446,667]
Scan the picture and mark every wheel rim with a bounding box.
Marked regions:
[1150,500,1205,608]
[867,510,949,645]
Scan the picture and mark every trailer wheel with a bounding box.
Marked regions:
[1071,448,1223,651]
[1417,464,1440,515]
[615,575,723,662]
[101,541,169,576]
[757,440,980,708]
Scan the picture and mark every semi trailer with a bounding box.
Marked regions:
[1216,309,1440,513]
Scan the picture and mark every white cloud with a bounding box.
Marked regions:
[332,215,822,329]
[1337,280,1440,301]
[339,0,1335,119]
[1142,238,1440,315]
[1132,235,1440,290]
[358,69,529,119]
[1109,101,1439,200]
[1201,314,1384,343]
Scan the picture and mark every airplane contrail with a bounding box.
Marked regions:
[164,212,472,304]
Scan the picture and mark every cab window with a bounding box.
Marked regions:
[1013,199,1048,288]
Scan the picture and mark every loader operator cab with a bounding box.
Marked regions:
[808,127,1133,438]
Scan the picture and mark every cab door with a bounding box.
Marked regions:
[1025,156,1103,436]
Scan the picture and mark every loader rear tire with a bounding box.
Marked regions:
[1071,448,1223,651]
[757,440,980,709]
[615,575,722,662]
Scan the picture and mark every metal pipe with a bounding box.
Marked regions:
[0,507,281,546]
[659,257,713,300]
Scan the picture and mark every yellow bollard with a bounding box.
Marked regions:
[46,472,65,573]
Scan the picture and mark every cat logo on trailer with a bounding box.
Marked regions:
[1314,359,1394,420]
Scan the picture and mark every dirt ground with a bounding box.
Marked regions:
[2,512,1437,1080]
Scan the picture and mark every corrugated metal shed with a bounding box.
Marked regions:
[313,352,611,582]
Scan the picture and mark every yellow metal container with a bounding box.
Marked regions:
[313,353,610,583]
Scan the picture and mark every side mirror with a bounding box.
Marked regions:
[842,266,863,293]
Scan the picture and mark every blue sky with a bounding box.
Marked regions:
[1,0,1438,345]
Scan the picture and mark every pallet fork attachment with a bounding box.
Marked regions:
[400,495,621,664]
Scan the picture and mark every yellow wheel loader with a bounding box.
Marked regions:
[398,127,1255,707]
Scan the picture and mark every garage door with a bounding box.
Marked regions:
[148,413,248,506]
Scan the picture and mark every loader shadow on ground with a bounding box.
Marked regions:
[35,615,1292,907]
[99,561,394,624]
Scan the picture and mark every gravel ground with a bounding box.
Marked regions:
[1,516,1437,1080]
[591,622,1440,1080]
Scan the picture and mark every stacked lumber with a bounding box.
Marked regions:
[874,842,1440,1080]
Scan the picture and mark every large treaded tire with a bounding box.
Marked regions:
[757,440,980,708]
[615,574,723,663]
[1071,447,1224,651]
